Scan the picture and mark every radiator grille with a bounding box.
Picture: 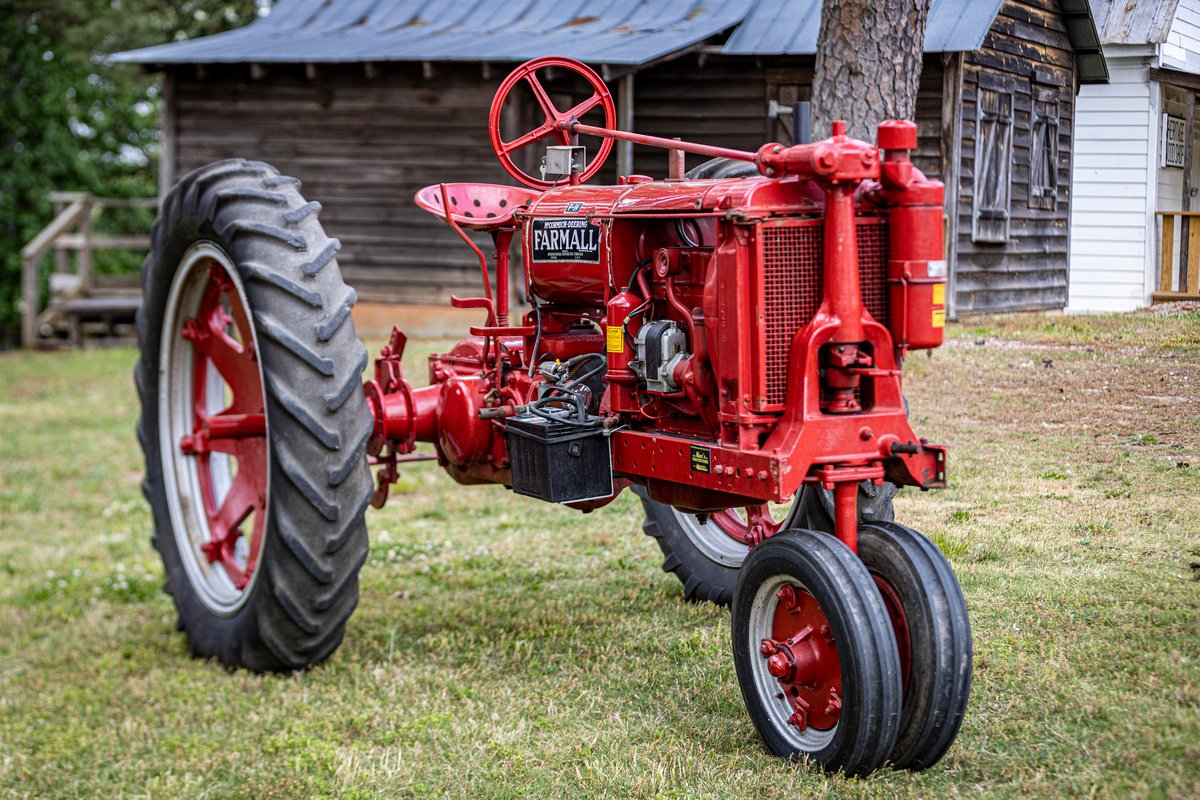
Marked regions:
[857,220,890,326]
[761,217,890,405]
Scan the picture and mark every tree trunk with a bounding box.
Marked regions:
[811,0,932,141]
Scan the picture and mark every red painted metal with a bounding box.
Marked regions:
[366,58,950,556]
[710,505,785,546]
[413,182,538,231]
[488,57,616,189]
[872,574,912,689]
[761,584,843,731]
[566,121,757,164]
[182,261,267,590]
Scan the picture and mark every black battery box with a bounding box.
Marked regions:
[505,411,613,503]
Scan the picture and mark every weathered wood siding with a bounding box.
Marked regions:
[633,54,944,180]
[954,0,1076,314]
[632,56,783,177]
[1068,52,1158,312]
[172,63,514,305]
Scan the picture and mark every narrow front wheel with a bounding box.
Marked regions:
[732,529,902,775]
[858,522,972,770]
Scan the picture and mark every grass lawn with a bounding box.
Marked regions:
[1,310,1198,798]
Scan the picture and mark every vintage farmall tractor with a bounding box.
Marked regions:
[136,57,971,775]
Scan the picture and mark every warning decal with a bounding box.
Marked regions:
[531,217,601,263]
[606,326,624,353]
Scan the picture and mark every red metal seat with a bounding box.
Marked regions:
[414,183,539,231]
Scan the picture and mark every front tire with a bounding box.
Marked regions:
[858,522,972,770]
[732,529,902,775]
[136,159,373,672]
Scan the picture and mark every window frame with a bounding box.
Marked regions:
[972,85,1014,244]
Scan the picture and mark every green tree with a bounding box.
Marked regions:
[0,0,259,344]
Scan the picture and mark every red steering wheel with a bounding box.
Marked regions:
[488,56,617,190]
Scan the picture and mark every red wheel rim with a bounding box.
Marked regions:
[160,242,270,613]
[183,261,268,590]
[711,504,786,546]
[872,574,912,690]
[488,56,617,189]
[759,583,843,732]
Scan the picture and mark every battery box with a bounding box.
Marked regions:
[505,411,613,503]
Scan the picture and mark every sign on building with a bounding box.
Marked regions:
[1162,114,1186,168]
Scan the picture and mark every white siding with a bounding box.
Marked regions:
[1068,54,1158,312]
[1161,0,1200,74]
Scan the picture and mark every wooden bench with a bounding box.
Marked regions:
[21,193,155,347]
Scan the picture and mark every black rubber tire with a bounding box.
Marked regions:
[136,159,373,672]
[684,157,760,180]
[792,480,898,533]
[732,529,902,775]
[636,485,746,605]
[637,482,892,607]
[858,521,972,770]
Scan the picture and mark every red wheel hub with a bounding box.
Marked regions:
[759,584,843,731]
[712,504,785,546]
[179,262,267,590]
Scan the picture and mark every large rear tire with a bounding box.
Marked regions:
[637,487,796,605]
[136,159,373,672]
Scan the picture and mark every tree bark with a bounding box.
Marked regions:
[811,0,932,141]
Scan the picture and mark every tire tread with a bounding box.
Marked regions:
[135,159,372,673]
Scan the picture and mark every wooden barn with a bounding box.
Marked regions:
[113,0,1107,324]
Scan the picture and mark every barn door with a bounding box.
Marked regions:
[972,86,1013,243]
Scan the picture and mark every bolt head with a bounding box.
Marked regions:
[759,638,776,656]
[776,584,798,610]
[766,652,791,679]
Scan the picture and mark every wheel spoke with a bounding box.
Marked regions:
[563,92,604,122]
[184,317,260,412]
[712,503,785,546]
[523,71,560,121]
[503,121,557,152]
[208,412,266,439]
[212,471,257,547]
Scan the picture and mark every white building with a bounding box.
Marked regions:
[1069,0,1200,311]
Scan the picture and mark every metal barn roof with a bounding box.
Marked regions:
[112,0,1106,82]
[1090,0,1180,45]
[111,0,750,66]
[724,0,1106,83]
[722,0,1006,55]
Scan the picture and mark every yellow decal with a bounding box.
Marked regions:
[606,325,624,353]
[932,308,946,328]
[932,282,945,305]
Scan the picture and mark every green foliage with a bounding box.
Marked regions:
[0,0,259,342]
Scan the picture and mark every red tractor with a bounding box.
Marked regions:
[136,57,970,775]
